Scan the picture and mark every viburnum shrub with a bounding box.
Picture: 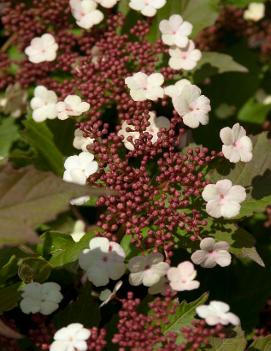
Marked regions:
[0,1,271,350]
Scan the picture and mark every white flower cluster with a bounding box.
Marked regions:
[30,86,90,123]
[118,111,170,150]
[129,0,166,17]
[159,15,202,71]
[25,33,58,64]
[196,301,240,326]
[70,0,120,30]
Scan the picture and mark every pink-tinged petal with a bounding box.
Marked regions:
[214,241,230,251]
[175,36,189,48]
[215,179,232,195]
[89,237,109,251]
[74,341,88,351]
[128,256,146,272]
[142,5,157,17]
[151,0,166,9]
[178,21,193,36]
[220,201,240,218]
[206,200,222,218]
[159,20,172,33]
[182,112,201,128]
[201,255,217,268]
[200,237,216,250]
[166,267,178,281]
[146,86,164,101]
[222,145,241,163]
[191,250,208,265]
[182,280,200,291]
[202,184,218,201]
[142,270,161,287]
[225,312,240,325]
[215,251,231,267]
[210,301,229,313]
[232,123,246,140]
[205,315,220,326]
[129,271,144,286]
[220,127,233,145]
[177,261,195,277]
[226,185,246,203]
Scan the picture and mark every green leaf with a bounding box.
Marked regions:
[54,283,101,327]
[18,257,51,283]
[42,230,96,267]
[162,293,209,343]
[211,132,271,218]
[248,335,271,351]
[204,221,265,267]
[0,283,22,313]
[0,164,105,245]
[209,327,247,351]
[22,119,64,176]
[197,52,248,74]
[0,117,19,158]
[238,98,270,124]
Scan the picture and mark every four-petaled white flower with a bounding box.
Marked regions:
[220,123,253,163]
[171,82,211,128]
[145,111,170,143]
[128,253,169,287]
[25,34,58,64]
[191,237,231,268]
[196,301,240,326]
[118,121,140,151]
[73,128,95,151]
[167,261,200,291]
[20,282,63,315]
[50,323,91,351]
[70,0,104,29]
[159,15,192,48]
[169,40,202,71]
[30,86,58,122]
[57,95,90,120]
[63,152,98,185]
[244,3,265,22]
[125,72,164,101]
[79,237,126,287]
[202,179,246,219]
[95,0,119,8]
[129,0,166,17]
[71,220,86,242]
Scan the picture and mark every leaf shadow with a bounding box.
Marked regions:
[251,168,271,199]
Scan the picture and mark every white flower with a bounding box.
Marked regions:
[125,72,164,101]
[50,323,91,351]
[128,253,169,287]
[167,261,200,291]
[79,237,126,287]
[63,152,98,185]
[145,111,170,143]
[244,3,265,22]
[30,86,58,122]
[99,281,123,307]
[191,238,231,268]
[159,15,192,48]
[73,128,94,151]
[196,301,240,326]
[202,179,246,219]
[220,123,253,163]
[129,0,166,17]
[169,40,202,71]
[171,82,210,128]
[20,282,63,315]
[70,195,90,206]
[25,34,58,64]
[57,95,90,120]
[70,0,104,29]
[95,0,119,8]
[118,121,140,151]
[71,220,86,242]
